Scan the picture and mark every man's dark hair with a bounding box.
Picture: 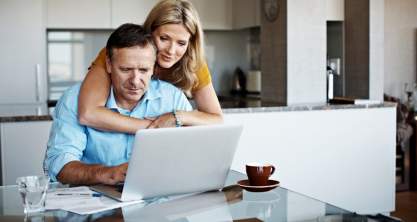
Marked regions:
[106,23,156,61]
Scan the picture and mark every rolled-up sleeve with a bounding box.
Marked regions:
[44,85,87,181]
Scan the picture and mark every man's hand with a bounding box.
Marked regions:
[57,161,128,185]
[147,112,176,129]
[97,163,128,185]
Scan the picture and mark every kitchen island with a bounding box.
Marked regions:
[0,108,52,187]
[223,102,396,215]
[0,102,396,215]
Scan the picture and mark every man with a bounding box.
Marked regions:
[44,23,192,185]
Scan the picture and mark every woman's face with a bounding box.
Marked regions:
[152,24,191,69]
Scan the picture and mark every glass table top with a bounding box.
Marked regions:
[0,171,351,222]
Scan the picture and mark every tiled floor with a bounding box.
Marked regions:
[392,191,417,222]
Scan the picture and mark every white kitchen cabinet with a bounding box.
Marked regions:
[111,0,157,28]
[232,0,260,29]
[326,0,344,21]
[113,0,237,30]
[189,0,234,30]
[47,0,112,29]
[0,0,47,104]
[0,104,48,117]
[0,121,52,185]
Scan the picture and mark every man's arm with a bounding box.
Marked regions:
[57,161,128,185]
[44,85,129,185]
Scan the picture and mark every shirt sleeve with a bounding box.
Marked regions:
[44,86,87,182]
[173,89,193,112]
[192,62,212,92]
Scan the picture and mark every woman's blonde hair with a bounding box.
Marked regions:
[144,0,205,92]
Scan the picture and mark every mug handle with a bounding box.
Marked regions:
[270,166,275,175]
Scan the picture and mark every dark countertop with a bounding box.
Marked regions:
[218,95,396,113]
[0,115,52,123]
[0,104,52,123]
[223,102,396,113]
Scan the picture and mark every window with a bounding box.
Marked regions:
[47,30,111,100]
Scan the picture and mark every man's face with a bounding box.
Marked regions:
[106,45,156,110]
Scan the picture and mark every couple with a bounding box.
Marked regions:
[44,0,222,185]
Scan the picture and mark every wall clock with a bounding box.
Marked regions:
[263,0,279,22]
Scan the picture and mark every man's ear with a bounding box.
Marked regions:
[105,56,112,74]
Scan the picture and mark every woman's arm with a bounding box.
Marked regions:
[78,65,152,134]
[148,83,223,128]
[180,83,223,125]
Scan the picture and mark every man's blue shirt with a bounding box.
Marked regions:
[44,80,192,181]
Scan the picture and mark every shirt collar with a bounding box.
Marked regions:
[105,80,162,111]
[106,87,119,110]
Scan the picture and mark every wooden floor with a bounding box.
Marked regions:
[392,191,417,222]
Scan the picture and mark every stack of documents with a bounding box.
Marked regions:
[46,186,142,215]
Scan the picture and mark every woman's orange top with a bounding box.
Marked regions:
[91,48,212,92]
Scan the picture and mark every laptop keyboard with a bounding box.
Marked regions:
[116,183,124,193]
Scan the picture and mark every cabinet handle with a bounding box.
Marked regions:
[35,64,41,102]
[37,106,42,115]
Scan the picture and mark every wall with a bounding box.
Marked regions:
[261,0,287,104]
[345,0,385,101]
[384,0,417,100]
[369,0,385,101]
[326,0,344,21]
[287,0,327,105]
[261,0,327,105]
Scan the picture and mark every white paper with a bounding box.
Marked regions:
[46,186,143,215]
[63,198,141,215]
[46,187,94,209]
[354,99,381,105]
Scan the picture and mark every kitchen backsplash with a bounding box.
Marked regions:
[205,27,260,96]
[47,27,260,100]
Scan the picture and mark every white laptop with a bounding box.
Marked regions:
[91,124,243,201]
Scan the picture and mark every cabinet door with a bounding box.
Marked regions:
[189,0,233,30]
[0,104,48,117]
[1,121,52,185]
[0,0,47,104]
[47,0,111,28]
[111,0,158,28]
[232,0,260,29]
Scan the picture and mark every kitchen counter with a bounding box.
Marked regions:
[0,102,395,122]
[0,101,397,213]
[218,95,396,112]
[223,102,396,113]
[224,103,396,214]
[0,104,51,122]
[0,115,52,123]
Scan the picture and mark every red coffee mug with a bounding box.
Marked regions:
[246,163,275,186]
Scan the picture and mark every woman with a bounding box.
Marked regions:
[78,0,222,133]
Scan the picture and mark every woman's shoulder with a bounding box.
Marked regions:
[90,48,106,68]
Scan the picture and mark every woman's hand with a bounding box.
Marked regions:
[147,112,176,128]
